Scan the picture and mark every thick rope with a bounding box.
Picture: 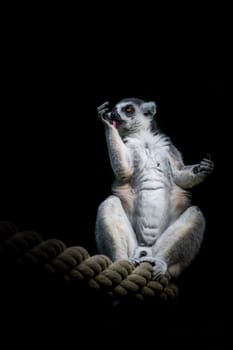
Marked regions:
[0,221,19,242]
[0,231,43,263]
[0,222,178,303]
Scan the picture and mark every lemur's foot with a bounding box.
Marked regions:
[129,256,156,267]
[152,259,167,280]
[193,156,214,175]
[137,256,156,266]
[128,257,141,266]
[133,256,167,280]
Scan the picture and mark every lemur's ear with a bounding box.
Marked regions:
[141,101,156,117]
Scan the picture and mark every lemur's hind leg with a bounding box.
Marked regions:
[95,195,137,261]
[150,206,205,279]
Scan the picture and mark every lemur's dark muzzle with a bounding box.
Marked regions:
[110,110,122,123]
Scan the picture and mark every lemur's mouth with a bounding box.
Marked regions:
[111,118,122,128]
[110,111,122,128]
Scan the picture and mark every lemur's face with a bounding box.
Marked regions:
[107,99,156,135]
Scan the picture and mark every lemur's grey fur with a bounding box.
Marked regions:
[95,98,214,279]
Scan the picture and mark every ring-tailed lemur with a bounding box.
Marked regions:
[95,98,214,279]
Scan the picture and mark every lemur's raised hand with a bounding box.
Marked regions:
[95,98,214,279]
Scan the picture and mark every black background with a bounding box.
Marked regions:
[0,4,231,346]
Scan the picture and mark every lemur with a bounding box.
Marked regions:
[95,98,214,279]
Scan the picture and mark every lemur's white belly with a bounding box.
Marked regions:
[131,145,172,246]
[133,177,170,246]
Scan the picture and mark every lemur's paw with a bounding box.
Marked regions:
[152,260,167,280]
[97,101,112,127]
[193,156,214,175]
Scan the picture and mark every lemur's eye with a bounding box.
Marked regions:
[124,105,135,114]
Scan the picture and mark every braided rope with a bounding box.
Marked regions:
[0,221,19,242]
[0,222,178,303]
[0,231,43,262]
[19,239,66,265]
[45,246,90,278]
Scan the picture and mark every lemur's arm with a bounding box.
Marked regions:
[168,145,214,189]
[97,102,133,181]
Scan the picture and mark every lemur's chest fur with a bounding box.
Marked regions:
[112,132,189,245]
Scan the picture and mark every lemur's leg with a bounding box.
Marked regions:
[139,206,205,279]
[95,195,137,261]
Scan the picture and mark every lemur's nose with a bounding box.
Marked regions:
[110,110,121,121]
